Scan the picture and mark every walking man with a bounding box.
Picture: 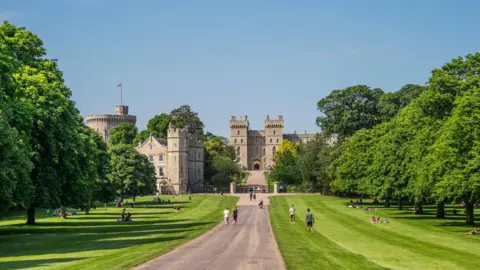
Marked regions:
[289,204,296,224]
[253,192,256,201]
[305,208,314,233]
[233,206,239,224]
[249,192,253,201]
[223,207,230,225]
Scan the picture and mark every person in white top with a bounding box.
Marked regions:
[289,205,296,224]
[223,207,230,225]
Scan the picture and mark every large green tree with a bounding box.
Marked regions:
[109,123,138,146]
[108,144,156,201]
[316,85,384,137]
[203,133,240,185]
[170,105,204,135]
[1,21,102,224]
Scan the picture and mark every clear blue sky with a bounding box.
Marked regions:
[2,0,480,137]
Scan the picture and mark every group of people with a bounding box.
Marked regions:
[288,205,314,233]
[370,216,389,224]
[223,206,239,225]
[153,197,171,204]
[117,208,132,222]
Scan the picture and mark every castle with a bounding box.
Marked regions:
[85,105,137,142]
[86,105,204,194]
[229,115,323,171]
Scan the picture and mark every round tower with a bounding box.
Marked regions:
[85,105,137,142]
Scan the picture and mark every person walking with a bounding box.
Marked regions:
[305,208,314,233]
[253,193,256,201]
[233,206,239,224]
[289,204,296,224]
[223,207,230,225]
[249,192,253,201]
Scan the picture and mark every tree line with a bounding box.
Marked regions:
[271,54,480,225]
[0,22,240,225]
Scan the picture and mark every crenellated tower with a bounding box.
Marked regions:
[229,115,249,169]
[264,115,284,170]
[85,105,136,142]
[187,133,204,193]
[167,123,189,193]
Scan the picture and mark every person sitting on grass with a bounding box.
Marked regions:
[125,212,132,222]
[173,206,180,212]
[370,216,376,224]
[461,228,477,235]
[359,199,363,204]
[71,208,77,216]
[377,216,382,223]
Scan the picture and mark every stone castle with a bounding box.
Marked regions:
[85,105,137,142]
[229,115,325,171]
[86,105,204,194]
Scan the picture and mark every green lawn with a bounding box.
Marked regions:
[0,195,238,270]
[269,195,480,270]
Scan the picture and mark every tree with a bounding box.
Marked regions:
[270,150,301,185]
[316,85,384,137]
[378,84,427,119]
[274,140,300,162]
[1,22,101,224]
[147,113,172,139]
[170,105,204,135]
[108,144,156,201]
[109,123,138,146]
[204,133,240,184]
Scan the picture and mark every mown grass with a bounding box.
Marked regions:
[0,195,238,270]
[269,195,480,270]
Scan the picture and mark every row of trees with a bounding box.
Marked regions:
[272,54,480,225]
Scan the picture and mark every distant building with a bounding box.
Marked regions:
[136,123,204,194]
[85,105,136,142]
[229,115,336,171]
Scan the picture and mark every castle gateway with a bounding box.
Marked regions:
[229,115,318,171]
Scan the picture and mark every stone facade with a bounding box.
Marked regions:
[229,115,320,171]
[85,105,136,142]
[136,123,204,194]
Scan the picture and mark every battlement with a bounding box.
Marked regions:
[167,122,189,138]
[115,105,129,116]
[229,115,249,128]
[264,115,284,128]
[85,114,136,124]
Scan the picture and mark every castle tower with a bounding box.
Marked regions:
[264,115,284,170]
[229,116,249,169]
[187,133,205,193]
[167,123,189,194]
[85,105,136,142]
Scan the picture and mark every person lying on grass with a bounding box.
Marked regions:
[461,228,477,235]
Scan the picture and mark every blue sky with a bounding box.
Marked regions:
[2,0,480,137]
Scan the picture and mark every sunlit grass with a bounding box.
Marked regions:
[0,195,238,269]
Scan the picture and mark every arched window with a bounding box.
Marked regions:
[237,130,240,135]
[272,146,276,155]
[237,147,240,156]
[273,130,276,135]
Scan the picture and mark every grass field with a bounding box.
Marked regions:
[269,195,480,270]
[0,195,238,270]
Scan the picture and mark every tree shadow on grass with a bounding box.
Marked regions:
[0,257,91,270]
[0,221,215,257]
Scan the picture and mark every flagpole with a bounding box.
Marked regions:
[121,84,123,105]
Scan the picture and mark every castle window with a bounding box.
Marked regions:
[149,155,154,162]
[149,144,153,150]
[263,148,265,155]
[158,155,163,161]
[235,139,237,144]
[180,166,184,178]
[237,147,240,156]
[272,146,276,155]
[158,166,164,176]
[241,139,243,144]
[277,139,279,143]
[270,139,272,143]
[273,130,276,135]
[237,130,240,135]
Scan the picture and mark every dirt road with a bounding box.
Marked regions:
[135,194,284,270]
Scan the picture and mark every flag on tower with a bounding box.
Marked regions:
[116,83,122,87]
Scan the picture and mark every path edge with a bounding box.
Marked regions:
[266,196,287,270]
[134,196,240,269]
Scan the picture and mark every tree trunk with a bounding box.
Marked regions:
[60,206,67,219]
[26,203,36,225]
[436,201,445,219]
[398,199,403,210]
[414,201,423,215]
[385,198,391,208]
[85,208,90,214]
[465,202,475,225]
